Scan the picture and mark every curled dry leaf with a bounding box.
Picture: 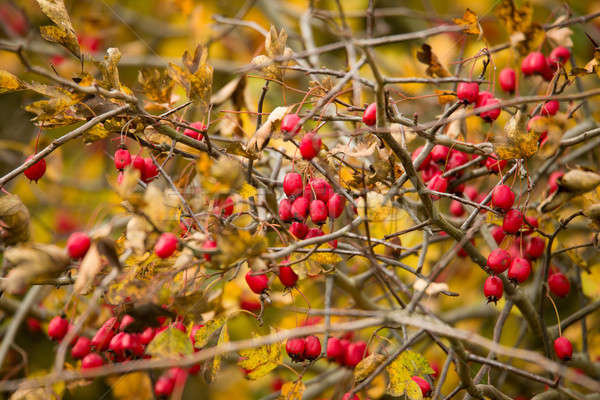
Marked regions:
[546,16,573,48]
[540,169,600,213]
[0,194,30,245]
[73,242,101,294]
[98,48,122,90]
[280,381,306,400]
[168,45,213,114]
[245,105,292,154]
[35,0,80,57]
[0,70,23,93]
[453,8,481,36]
[416,44,451,78]
[125,216,150,255]
[138,68,175,104]
[494,109,539,160]
[413,278,450,296]
[354,354,386,382]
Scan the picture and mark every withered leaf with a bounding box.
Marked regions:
[138,68,174,104]
[168,45,213,114]
[74,242,101,294]
[454,9,481,36]
[540,169,600,213]
[34,0,80,58]
[280,381,305,400]
[354,354,386,382]
[494,109,539,160]
[0,194,30,245]
[546,16,573,48]
[495,0,533,34]
[0,70,23,93]
[511,23,545,56]
[97,48,122,90]
[416,44,450,78]
[435,90,455,105]
[245,106,292,155]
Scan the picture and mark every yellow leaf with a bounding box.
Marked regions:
[454,8,481,35]
[0,194,30,245]
[494,109,539,160]
[168,45,213,114]
[279,381,305,400]
[238,331,283,380]
[386,358,413,397]
[405,379,424,400]
[546,16,573,48]
[399,350,435,376]
[435,90,455,105]
[354,354,386,382]
[110,372,153,400]
[416,44,451,78]
[97,48,122,90]
[39,25,80,58]
[146,326,194,357]
[239,183,258,199]
[309,252,342,265]
[0,70,22,93]
[209,323,229,381]
[193,317,227,348]
[495,0,533,34]
[138,68,175,103]
[582,264,600,298]
[34,0,80,57]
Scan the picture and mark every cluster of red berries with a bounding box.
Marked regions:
[457,82,502,122]
[279,172,346,245]
[325,337,368,368]
[279,113,323,160]
[113,146,159,184]
[521,47,571,81]
[285,335,322,362]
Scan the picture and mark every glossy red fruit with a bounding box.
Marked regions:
[548,272,570,297]
[154,375,175,397]
[328,193,346,219]
[521,53,535,75]
[508,257,532,283]
[429,361,440,379]
[281,113,301,135]
[120,315,135,331]
[299,133,322,160]
[27,317,42,333]
[541,100,559,116]
[289,221,309,239]
[184,121,206,140]
[305,228,324,240]
[548,171,564,193]
[114,147,132,170]
[502,209,523,234]
[480,97,501,122]
[491,225,506,245]
[362,103,377,126]
[457,82,479,104]
[245,270,269,294]
[412,376,432,397]
[278,265,298,288]
[91,317,119,351]
[491,184,515,212]
[427,175,448,200]
[525,237,545,259]
[214,197,234,217]
[132,155,145,173]
[304,335,321,360]
[202,239,217,262]
[447,150,469,171]
[549,46,571,66]
[291,197,309,221]
[310,200,327,224]
[344,341,368,367]
[499,68,516,93]
[554,336,573,361]
[342,393,360,400]
[430,145,450,162]
[81,353,104,369]
[421,164,441,183]
[286,338,306,362]
[484,275,503,303]
[23,156,46,182]
[283,172,303,199]
[485,154,507,173]
[155,232,178,258]
[142,157,159,183]
[326,337,344,360]
[412,146,432,170]
[304,178,332,202]
[278,198,293,222]
[70,336,91,359]
[108,331,126,356]
[67,232,91,259]
[48,316,69,341]
[449,200,464,217]
[464,185,478,201]
[487,248,512,274]
[139,327,155,345]
[529,52,548,75]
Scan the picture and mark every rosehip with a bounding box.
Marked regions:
[525,237,545,259]
[344,341,368,367]
[485,154,507,173]
[484,275,503,303]
[529,52,548,75]
[521,53,535,76]
[245,270,269,294]
[480,97,501,122]
[342,393,359,400]
[281,113,301,135]
[139,327,155,345]
[362,103,377,126]
[27,317,41,333]
[183,121,206,140]
[449,200,464,217]
[278,265,298,288]
[155,232,178,258]
[283,172,303,199]
[499,68,516,93]
[48,316,69,341]
[304,178,332,203]
[304,335,321,360]
[67,232,91,259]
[502,209,523,234]
[541,100,559,116]
[487,248,512,274]
[491,184,515,212]
[289,222,309,239]
[71,336,91,359]
[305,227,324,239]
[508,257,532,283]
[278,198,293,222]
[202,239,217,262]
[328,193,346,219]
[548,272,570,297]
[81,353,104,369]
[326,337,344,360]
[464,185,478,201]
[286,338,306,362]
[548,171,564,193]
[310,200,327,224]
[476,90,493,109]
[154,375,175,397]
[554,336,573,361]
[142,157,159,183]
[291,197,309,221]
[549,46,571,66]
[91,317,119,351]
[114,147,131,170]
[457,82,479,104]
[491,225,506,245]
[120,315,135,331]
[299,132,322,160]
[430,145,450,162]
[23,155,46,182]
[412,376,432,397]
[427,175,448,200]
[421,164,441,183]
[412,146,432,170]
[446,150,469,171]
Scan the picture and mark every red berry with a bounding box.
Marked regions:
[508,257,532,283]
[529,52,548,75]
[487,248,512,274]
[521,53,535,76]
[48,316,69,341]
[91,317,119,351]
[283,172,303,199]
[525,237,545,259]
[120,315,135,331]
[421,164,441,183]
[142,157,159,183]
[304,178,332,202]
[412,146,432,170]
[449,200,464,217]
[548,272,570,297]
[305,227,324,240]
[429,361,440,379]
[326,337,344,360]
[344,341,368,367]
[475,90,494,109]
[291,197,309,221]
[328,193,346,219]
[183,121,206,140]
[108,331,126,356]
[240,297,261,313]
[499,68,516,93]
[412,376,432,397]
[480,97,501,122]
[245,270,269,294]
[71,336,91,359]
[491,184,515,212]
[155,232,178,258]
[502,209,524,234]
[548,171,564,193]
[430,145,450,162]
[491,225,506,245]
[342,393,360,400]
[23,155,46,182]
[154,375,175,397]
[310,200,327,224]
[541,100,559,116]
[299,133,322,160]
[66,232,91,259]
[278,264,298,288]
[139,327,155,345]
[549,47,571,66]
[278,198,293,222]
[286,338,306,362]
[114,147,131,170]
[464,185,478,201]
[427,175,448,200]
[214,197,234,217]
[81,353,104,369]
[554,336,573,361]
[202,239,217,261]
[362,103,377,126]
[446,150,469,171]
[457,82,479,104]
[304,335,321,360]
[289,222,309,239]
[26,317,41,333]
[484,275,503,303]
[485,154,507,173]
[281,113,301,135]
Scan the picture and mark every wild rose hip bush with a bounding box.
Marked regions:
[1,0,600,399]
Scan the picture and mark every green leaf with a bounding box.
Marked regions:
[385,351,427,400]
[238,331,283,380]
[399,350,435,376]
[146,326,194,358]
[193,317,227,349]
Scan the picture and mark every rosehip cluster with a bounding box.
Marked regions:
[456,83,501,122]
[285,335,322,362]
[113,145,159,185]
[325,337,368,368]
[521,47,570,81]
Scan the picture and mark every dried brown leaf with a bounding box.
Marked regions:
[454,8,481,36]
[494,109,539,159]
[34,0,80,57]
[74,242,101,294]
[0,194,30,245]
[416,44,451,78]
